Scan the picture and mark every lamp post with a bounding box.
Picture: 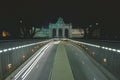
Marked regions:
[95,22,101,39]
[96,23,99,26]
[89,24,92,28]
[88,24,93,38]
[20,20,23,24]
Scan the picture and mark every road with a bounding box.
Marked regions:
[9,41,117,80]
[65,43,117,80]
[10,41,59,80]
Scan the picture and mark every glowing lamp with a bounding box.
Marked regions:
[103,58,107,63]
[32,49,34,52]
[85,48,89,50]
[7,64,13,70]
[92,51,96,55]
[22,54,26,60]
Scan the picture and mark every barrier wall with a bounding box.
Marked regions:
[0,40,50,80]
[70,39,120,80]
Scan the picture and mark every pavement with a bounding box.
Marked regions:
[5,40,118,80]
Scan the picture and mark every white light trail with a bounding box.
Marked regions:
[21,44,51,80]
[13,42,52,80]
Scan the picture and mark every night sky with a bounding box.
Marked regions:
[0,0,120,33]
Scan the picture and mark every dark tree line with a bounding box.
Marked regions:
[19,25,36,38]
[18,20,38,39]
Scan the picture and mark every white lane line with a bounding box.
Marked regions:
[13,43,51,80]
[21,44,51,80]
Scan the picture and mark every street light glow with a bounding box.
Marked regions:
[96,23,99,25]
[0,50,3,53]
[103,58,107,63]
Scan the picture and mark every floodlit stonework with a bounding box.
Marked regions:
[49,17,72,38]
[34,17,84,38]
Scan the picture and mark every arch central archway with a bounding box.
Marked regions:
[65,29,69,38]
[52,29,56,38]
[58,28,62,38]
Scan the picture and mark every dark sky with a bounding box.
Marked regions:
[0,0,120,32]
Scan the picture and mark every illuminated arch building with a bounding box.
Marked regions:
[34,17,84,38]
[49,17,72,38]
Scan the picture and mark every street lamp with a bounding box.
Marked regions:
[89,25,92,28]
[6,64,13,70]
[22,54,27,60]
[20,20,23,24]
[96,23,99,25]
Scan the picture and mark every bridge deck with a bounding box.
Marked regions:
[4,40,119,80]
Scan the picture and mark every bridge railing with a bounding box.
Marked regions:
[69,39,120,80]
[0,39,51,80]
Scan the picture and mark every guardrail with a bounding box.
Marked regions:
[0,39,51,80]
[69,39,120,80]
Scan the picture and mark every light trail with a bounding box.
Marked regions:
[13,43,51,80]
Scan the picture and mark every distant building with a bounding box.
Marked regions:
[34,17,84,38]
[49,17,72,38]
[34,27,49,38]
[72,29,84,38]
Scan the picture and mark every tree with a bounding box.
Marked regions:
[18,20,37,38]
[19,25,36,38]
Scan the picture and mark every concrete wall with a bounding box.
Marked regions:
[0,40,49,79]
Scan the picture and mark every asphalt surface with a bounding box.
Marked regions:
[65,43,117,80]
[9,41,118,80]
[11,41,58,80]
[23,44,57,80]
